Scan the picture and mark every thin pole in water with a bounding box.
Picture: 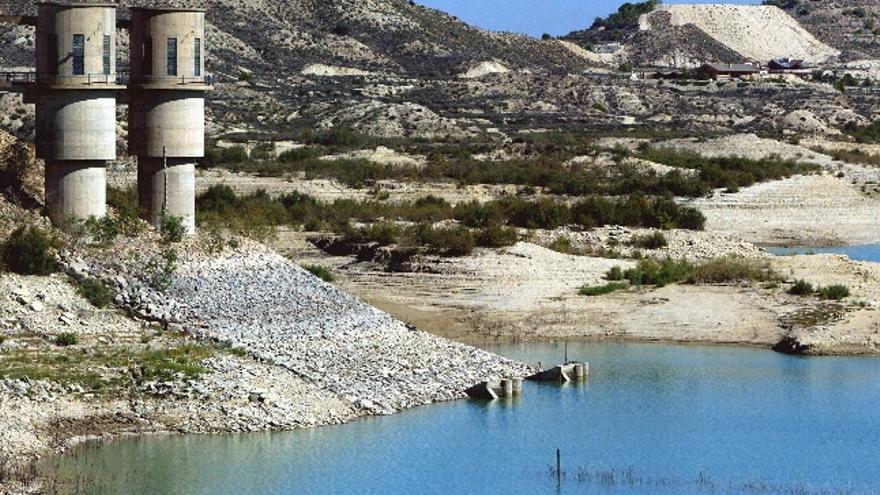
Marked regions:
[556,448,561,485]
[564,341,568,364]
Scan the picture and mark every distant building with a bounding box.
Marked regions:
[697,63,763,80]
[768,58,813,75]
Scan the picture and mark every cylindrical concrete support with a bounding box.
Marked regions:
[35,90,117,161]
[45,161,107,224]
[574,363,588,380]
[500,379,514,398]
[511,378,523,397]
[129,91,205,158]
[137,158,196,233]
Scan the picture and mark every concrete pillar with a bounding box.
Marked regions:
[500,379,514,398]
[511,378,523,397]
[45,161,107,224]
[137,158,195,233]
[573,363,588,380]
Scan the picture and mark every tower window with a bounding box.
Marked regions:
[167,38,177,76]
[102,35,111,75]
[72,34,85,75]
[194,38,201,77]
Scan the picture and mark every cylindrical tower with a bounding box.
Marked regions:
[129,6,210,234]
[34,1,122,224]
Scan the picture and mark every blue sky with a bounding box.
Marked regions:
[416,0,762,37]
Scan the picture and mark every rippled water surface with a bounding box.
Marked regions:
[49,342,880,495]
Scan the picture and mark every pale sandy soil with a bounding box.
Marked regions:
[693,174,880,246]
[109,168,518,205]
[280,230,880,355]
[642,4,839,62]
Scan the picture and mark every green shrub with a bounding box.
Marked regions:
[476,224,518,248]
[548,236,576,254]
[77,279,115,308]
[689,257,776,284]
[106,186,143,225]
[418,224,475,256]
[2,225,60,275]
[302,264,335,283]
[580,282,628,296]
[55,332,78,347]
[279,147,322,163]
[628,231,668,249]
[606,266,625,281]
[624,259,694,287]
[843,121,880,144]
[789,279,814,295]
[159,214,186,243]
[818,285,850,301]
[0,335,6,345]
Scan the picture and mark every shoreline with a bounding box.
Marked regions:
[4,299,877,493]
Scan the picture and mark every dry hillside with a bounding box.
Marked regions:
[0,0,590,77]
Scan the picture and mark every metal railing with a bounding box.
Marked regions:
[1,72,215,86]
[127,74,215,86]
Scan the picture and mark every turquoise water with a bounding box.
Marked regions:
[767,245,880,263]
[49,342,880,495]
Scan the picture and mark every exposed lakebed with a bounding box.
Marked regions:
[48,342,880,495]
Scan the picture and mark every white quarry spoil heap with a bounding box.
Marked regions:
[169,247,532,415]
[639,4,840,63]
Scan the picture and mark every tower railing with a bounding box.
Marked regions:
[2,72,214,86]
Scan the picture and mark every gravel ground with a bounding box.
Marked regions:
[171,246,533,415]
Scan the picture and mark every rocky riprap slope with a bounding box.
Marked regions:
[170,248,533,415]
[72,242,533,416]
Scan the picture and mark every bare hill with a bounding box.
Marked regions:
[565,2,843,68]
[0,0,590,77]
[771,0,880,61]
[641,4,839,63]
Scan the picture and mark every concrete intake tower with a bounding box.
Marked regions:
[129,6,209,233]
[34,2,123,224]
[5,1,211,233]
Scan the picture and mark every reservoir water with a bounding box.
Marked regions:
[48,342,880,495]
[767,245,880,263]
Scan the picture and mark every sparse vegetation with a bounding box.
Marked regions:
[76,279,115,309]
[627,232,668,250]
[0,339,224,393]
[591,0,661,30]
[2,225,61,275]
[303,264,336,282]
[843,121,880,144]
[788,280,850,301]
[580,282,628,296]
[196,187,707,246]
[159,214,187,243]
[55,333,78,347]
[789,279,814,295]
[609,257,776,288]
[818,284,850,301]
